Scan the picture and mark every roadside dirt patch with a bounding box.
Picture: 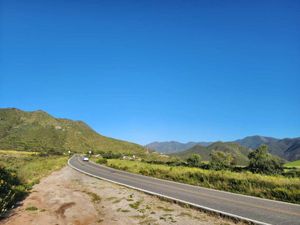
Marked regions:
[1,166,245,225]
[55,202,75,219]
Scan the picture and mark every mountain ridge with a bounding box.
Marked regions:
[147,135,300,161]
[0,108,147,155]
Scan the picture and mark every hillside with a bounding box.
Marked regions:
[146,141,212,153]
[173,142,250,165]
[0,108,147,155]
[235,135,300,161]
[149,136,300,161]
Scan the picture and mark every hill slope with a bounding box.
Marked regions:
[235,135,300,161]
[0,108,147,155]
[146,141,212,153]
[173,142,250,165]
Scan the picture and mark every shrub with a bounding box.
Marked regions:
[186,154,202,167]
[248,145,284,175]
[0,167,26,217]
[101,151,122,159]
[210,151,234,170]
[96,158,107,164]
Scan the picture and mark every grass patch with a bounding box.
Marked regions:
[84,191,101,203]
[129,200,143,209]
[106,196,117,201]
[112,199,122,204]
[139,217,157,224]
[0,150,39,155]
[121,209,130,213]
[0,152,67,185]
[107,159,300,203]
[178,212,193,218]
[0,150,68,216]
[285,160,300,168]
[157,206,174,212]
[25,206,38,211]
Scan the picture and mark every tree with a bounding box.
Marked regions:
[186,154,202,167]
[210,151,234,170]
[248,145,283,175]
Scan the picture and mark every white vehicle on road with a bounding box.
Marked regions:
[83,156,89,161]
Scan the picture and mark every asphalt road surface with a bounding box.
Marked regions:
[68,155,300,225]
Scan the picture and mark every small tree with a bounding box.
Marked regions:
[210,151,233,170]
[186,154,202,167]
[248,145,283,175]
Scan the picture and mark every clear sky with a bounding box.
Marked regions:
[1,0,299,144]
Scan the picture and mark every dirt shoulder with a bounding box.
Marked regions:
[1,166,244,225]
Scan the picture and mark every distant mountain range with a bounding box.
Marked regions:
[145,141,212,154]
[146,135,300,161]
[1,108,299,162]
[0,108,146,155]
[173,142,250,165]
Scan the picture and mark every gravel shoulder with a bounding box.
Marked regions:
[1,166,244,225]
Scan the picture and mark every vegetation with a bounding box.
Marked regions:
[285,160,300,168]
[186,154,202,167]
[25,206,38,211]
[173,142,250,166]
[0,150,68,217]
[210,151,234,170]
[96,158,108,164]
[0,166,26,217]
[107,159,300,203]
[248,145,284,175]
[0,108,147,156]
[0,152,67,185]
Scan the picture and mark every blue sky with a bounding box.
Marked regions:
[1,0,299,144]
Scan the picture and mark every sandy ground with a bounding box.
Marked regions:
[1,166,245,225]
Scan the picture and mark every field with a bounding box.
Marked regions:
[106,159,300,204]
[285,160,300,168]
[0,150,68,185]
[0,150,68,216]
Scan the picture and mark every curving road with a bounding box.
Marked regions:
[68,155,300,225]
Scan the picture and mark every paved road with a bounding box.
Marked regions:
[68,155,300,225]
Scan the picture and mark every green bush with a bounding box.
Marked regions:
[96,158,107,164]
[101,151,122,159]
[186,154,202,168]
[210,151,234,170]
[0,167,26,217]
[248,145,284,175]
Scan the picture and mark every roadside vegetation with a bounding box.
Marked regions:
[0,150,68,217]
[285,160,300,168]
[106,158,300,203]
[98,146,300,204]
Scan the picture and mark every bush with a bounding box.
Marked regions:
[248,145,284,175]
[0,167,26,217]
[210,151,234,170]
[101,151,122,159]
[96,158,107,164]
[186,154,202,167]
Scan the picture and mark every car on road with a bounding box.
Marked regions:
[83,156,89,161]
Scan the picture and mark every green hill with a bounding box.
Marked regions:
[173,142,250,165]
[235,135,300,161]
[284,160,300,168]
[0,108,147,155]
